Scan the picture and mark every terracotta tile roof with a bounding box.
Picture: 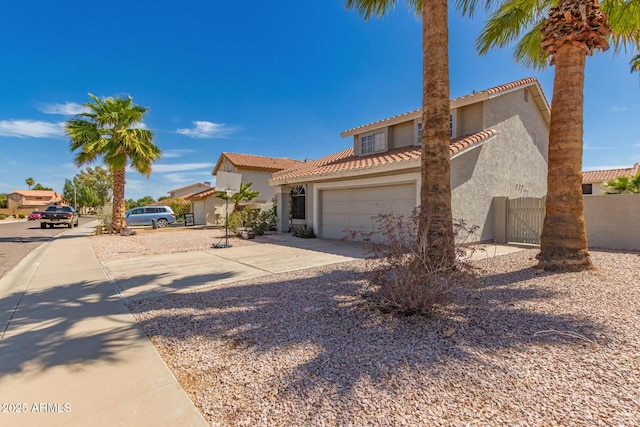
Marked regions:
[341,78,544,137]
[186,188,219,200]
[582,163,640,183]
[168,182,212,194]
[10,190,59,198]
[213,152,304,174]
[271,130,497,184]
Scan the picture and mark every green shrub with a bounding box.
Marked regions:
[291,225,316,238]
[0,214,6,220]
[18,214,26,219]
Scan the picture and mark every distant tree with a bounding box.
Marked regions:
[63,166,113,211]
[156,197,191,221]
[25,177,35,190]
[124,196,157,210]
[136,196,156,206]
[66,93,161,233]
[32,183,53,191]
[0,194,7,209]
[157,195,169,201]
[216,182,260,212]
[604,172,640,194]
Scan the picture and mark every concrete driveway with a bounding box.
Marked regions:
[101,234,368,302]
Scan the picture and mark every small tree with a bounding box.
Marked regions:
[216,182,260,212]
[25,177,35,190]
[604,172,640,194]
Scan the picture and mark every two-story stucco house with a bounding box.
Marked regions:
[270,78,550,242]
[186,153,304,225]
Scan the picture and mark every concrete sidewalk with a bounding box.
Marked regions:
[0,222,208,427]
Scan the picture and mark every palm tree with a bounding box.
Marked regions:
[346,0,455,266]
[65,94,161,233]
[458,0,638,271]
[536,0,611,271]
[25,177,34,190]
[632,52,640,72]
[216,182,260,212]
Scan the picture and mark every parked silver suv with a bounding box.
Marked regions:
[125,205,176,228]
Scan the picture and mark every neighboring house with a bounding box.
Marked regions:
[185,187,224,225]
[167,182,212,199]
[582,163,640,195]
[186,153,304,225]
[5,190,62,216]
[270,77,550,242]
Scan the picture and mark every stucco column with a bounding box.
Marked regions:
[492,196,507,244]
[275,185,290,233]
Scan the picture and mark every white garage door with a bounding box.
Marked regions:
[320,184,416,240]
[192,200,206,225]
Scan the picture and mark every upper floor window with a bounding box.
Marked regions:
[361,131,386,155]
[449,114,453,138]
[416,121,422,145]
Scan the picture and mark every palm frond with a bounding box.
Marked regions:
[631,52,640,72]
[345,0,422,19]
[513,21,550,70]
[475,0,549,56]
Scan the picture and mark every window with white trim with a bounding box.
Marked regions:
[416,121,422,145]
[449,114,453,138]
[360,131,386,155]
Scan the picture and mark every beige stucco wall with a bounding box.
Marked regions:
[447,89,548,242]
[457,103,484,136]
[483,88,549,163]
[236,169,277,204]
[584,194,640,251]
[390,121,415,149]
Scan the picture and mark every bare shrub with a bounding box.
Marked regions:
[348,210,480,316]
[96,203,114,232]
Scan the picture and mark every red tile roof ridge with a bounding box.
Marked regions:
[582,163,640,183]
[271,130,497,183]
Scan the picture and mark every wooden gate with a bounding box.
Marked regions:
[507,197,545,244]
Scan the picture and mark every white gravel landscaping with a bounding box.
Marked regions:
[91,232,640,426]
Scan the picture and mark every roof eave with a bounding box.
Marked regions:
[270,159,422,186]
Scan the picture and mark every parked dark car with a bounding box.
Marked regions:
[28,211,44,221]
[40,205,79,229]
[125,206,176,228]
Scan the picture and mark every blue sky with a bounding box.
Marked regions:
[1,1,638,201]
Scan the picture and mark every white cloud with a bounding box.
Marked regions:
[0,120,65,138]
[39,102,89,115]
[610,105,632,113]
[584,143,613,150]
[583,165,630,171]
[162,149,197,158]
[176,121,234,139]
[150,163,215,173]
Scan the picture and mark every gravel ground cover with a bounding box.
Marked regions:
[91,232,639,426]
[90,227,256,263]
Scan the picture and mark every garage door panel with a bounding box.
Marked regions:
[320,184,416,240]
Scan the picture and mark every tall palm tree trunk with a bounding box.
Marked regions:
[537,43,592,271]
[111,168,127,233]
[419,0,455,266]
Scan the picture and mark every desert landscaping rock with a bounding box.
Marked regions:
[91,232,639,426]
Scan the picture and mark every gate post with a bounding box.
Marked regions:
[492,196,508,244]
